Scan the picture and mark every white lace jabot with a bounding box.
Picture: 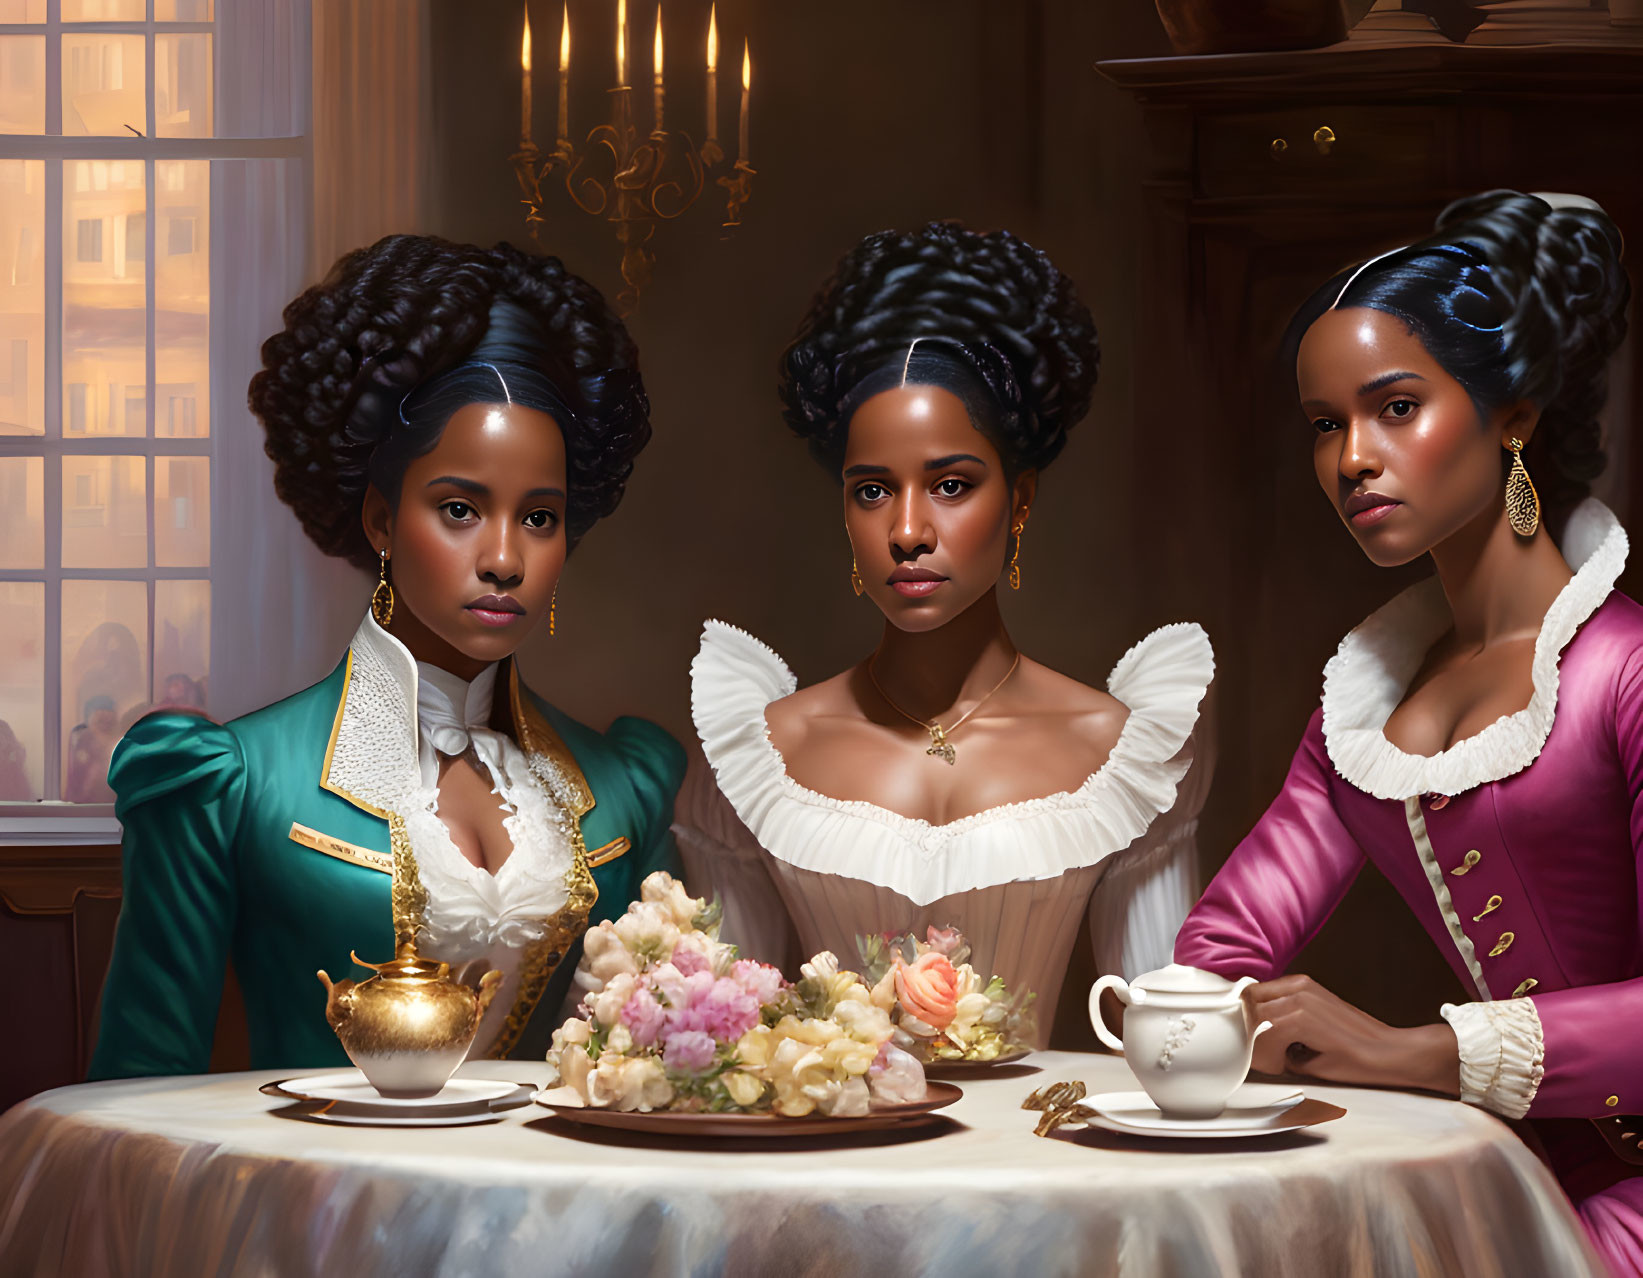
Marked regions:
[335,615,577,961]
[690,619,1215,906]
[1320,498,1629,801]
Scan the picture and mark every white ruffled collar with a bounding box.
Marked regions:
[327,613,576,954]
[1321,498,1628,801]
[690,619,1215,905]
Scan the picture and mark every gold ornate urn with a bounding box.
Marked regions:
[317,940,504,1099]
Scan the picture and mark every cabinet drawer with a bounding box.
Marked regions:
[1197,106,1450,199]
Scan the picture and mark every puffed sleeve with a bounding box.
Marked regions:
[604,714,686,883]
[88,712,247,1079]
[672,744,801,974]
[1174,708,1369,980]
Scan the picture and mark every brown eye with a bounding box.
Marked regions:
[1312,417,1342,434]
[1385,399,1417,419]
[441,500,476,521]
[855,482,889,503]
[934,477,970,497]
[523,509,556,531]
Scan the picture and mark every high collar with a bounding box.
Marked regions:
[1320,498,1629,800]
[321,611,595,820]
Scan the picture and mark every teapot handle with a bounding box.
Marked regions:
[1252,1019,1274,1039]
[1088,974,1131,1054]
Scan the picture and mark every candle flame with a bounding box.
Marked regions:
[559,3,569,71]
[521,8,531,72]
[706,4,717,72]
[653,8,662,75]
[741,40,749,91]
[617,0,626,80]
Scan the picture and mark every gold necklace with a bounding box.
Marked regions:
[866,651,1022,766]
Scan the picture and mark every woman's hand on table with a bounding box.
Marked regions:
[1247,974,1460,1096]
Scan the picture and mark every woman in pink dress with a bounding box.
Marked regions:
[1174,190,1641,1272]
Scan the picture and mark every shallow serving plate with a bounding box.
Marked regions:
[923,1049,1031,1079]
[1079,1088,1343,1141]
[263,1072,525,1116]
[532,1081,963,1138]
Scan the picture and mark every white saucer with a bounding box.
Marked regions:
[301,1107,505,1128]
[1086,1084,1305,1136]
[277,1071,519,1112]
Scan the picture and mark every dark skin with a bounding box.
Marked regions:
[765,385,1128,826]
[1246,306,1569,1093]
[361,401,569,876]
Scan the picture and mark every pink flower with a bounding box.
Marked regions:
[663,1030,717,1073]
[670,946,710,977]
[729,959,786,1006]
[620,985,668,1047]
[894,951,960,1032]
[664,973,761,1043]
[924,926,963,958]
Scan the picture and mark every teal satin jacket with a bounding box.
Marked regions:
[88,636,684,1079]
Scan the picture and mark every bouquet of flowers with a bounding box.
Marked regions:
[856,926,1036,1063]
[546,872,927,1116]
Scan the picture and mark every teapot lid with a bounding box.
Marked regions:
[1131,963,1243,996]
[351,939,451,982]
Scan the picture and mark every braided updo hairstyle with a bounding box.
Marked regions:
[779,221,1099,476]
[251,234,650,571]
[1292,190,1630,527]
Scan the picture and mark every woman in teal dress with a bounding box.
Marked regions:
[89,236,684,1078]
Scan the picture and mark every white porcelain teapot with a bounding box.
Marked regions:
[1088,964,1273,1120]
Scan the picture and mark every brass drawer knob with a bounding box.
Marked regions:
[1271,137,1289,159]
[1314,125,1336,155]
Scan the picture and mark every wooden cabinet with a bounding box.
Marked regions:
[1100,39,1643,1022]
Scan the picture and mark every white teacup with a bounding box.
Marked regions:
[1088,963,1272,1121]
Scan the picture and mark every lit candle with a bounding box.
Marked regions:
[738,39,750,164]
[616,0,628,86]
[558,3,570,141]
[653,7,664,131]
[520,6,533,146]
[705,4,717,143]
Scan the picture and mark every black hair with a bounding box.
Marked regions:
[250,235,650,570]
[1288,190,1630,524]
[778,221,1099,477]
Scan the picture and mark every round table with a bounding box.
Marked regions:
[0,1053,1603,1277]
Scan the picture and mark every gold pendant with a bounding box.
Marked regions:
[926,725,956,765]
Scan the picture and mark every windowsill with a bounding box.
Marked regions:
[0,807,121,846]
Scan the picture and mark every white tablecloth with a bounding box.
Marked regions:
[0,1053,1604,1277]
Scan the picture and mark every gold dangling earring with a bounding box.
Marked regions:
[1505,437,1541,537]
[1008,517,1026,591]
[549,584,558,636]
[371,549,395,626]
[851,555,865,597]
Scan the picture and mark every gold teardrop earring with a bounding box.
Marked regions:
[549,584,558,636]
[1505,437,1541,537]
[851,555,865,597]
[371,549,395,626]
[1008,513,1028,591]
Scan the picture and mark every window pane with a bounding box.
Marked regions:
[61,34,145,138]
[156,0,212,18]
[156,160,208,436]
[61,579,146,802]
[0,36,45,135]
[62,0,144,20]
[154,455,207,566]
[61,454,146,568]
[156,34,212,139]
[155,579,207,713]
[0,1,45,23]
[0,159,44,435]
[64,160,145,437]
[0,581,42,800]
[0,454,43,568]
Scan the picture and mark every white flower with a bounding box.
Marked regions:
[823,1076,871,1118]
[834,998,894,1046]
[614,902,681,965]
[587,1055,674,1112]
[606,1023,634,1056]
[640,871,703,929]
[801,951,841,984]
[946,992,992,1040]
[581,921,640,987]
[868,1044,927,1105]
[552,1017,592,1050]
[591,971,639,1030]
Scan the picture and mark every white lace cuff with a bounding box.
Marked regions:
[1440,999,1545,1120]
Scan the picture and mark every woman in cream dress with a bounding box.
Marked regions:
[676,223,1214,1043]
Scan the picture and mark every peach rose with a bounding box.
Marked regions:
[894,951,960,1032]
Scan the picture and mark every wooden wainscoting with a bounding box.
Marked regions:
[0,845,247,1111]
